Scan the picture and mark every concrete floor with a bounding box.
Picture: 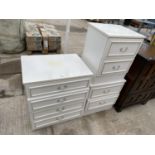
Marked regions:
[0,19,155,135]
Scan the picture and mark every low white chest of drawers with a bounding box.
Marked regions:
[21,54,93,129]
[82,23,145,114]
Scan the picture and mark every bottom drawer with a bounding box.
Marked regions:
[85,104,113,115]
[86,94,119,113]
[91,72,126,85]
[34,110,82,129]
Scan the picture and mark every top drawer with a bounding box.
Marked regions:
[108,42,141,57]
[25,79,89,98]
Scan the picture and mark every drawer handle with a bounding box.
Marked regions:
[63,85,68,89]
[61,106,65,111]
[56,108,61,112]
[57,99,60,102]
[56,117,61,121]
[57,98,66,103]
[61,116,64,119]
[57,86,61,90]
[57,85,68,90]
[99,101,106,105]
[62,97,66,102]
[120,47,128,52]
[112,65,120,70]
[103,89,110,94]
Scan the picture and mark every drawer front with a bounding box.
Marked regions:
[102,60,132,74]
[87,96,118,111]
[108,42,140,56]
[90,83,124,98]
[29,91,88,111]
[85,104,113,115]
[28,80,89,98]
[34,110,82,129]
[33,99,85,120]
[91,73,126,85]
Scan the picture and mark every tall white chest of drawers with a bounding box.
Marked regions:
[21,54,93,129]
[82,23,145,114]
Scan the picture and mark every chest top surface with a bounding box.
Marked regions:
[89,22,145,39]
[21,54,93,84]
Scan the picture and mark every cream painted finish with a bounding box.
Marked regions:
[21,54,93,130]
[89,80,126,99]
[82,23,144,114]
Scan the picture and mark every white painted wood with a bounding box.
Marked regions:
[91,72,127,85]
[21,54,93,84]
[87,96,118,110]
[33,99,84,120]
[82,23,145,115]
[84,94,119,115]
[89,80,126,98]
[27,79,89,98]
[21,23,145,129]
[108,42,141,56]
[82,23,145,75]
[21,54,93,129]
[34,110,82,129]
[88,23,145,38]
[102,60,132,74]
[84,104,113,115]
[29,89,88,111]
[82,26,108,74]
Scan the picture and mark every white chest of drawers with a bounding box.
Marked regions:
[82,23,145,114]
[21,54,93,129]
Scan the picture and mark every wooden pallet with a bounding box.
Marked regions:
[25,22,61,55]
[27,48,61,55]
